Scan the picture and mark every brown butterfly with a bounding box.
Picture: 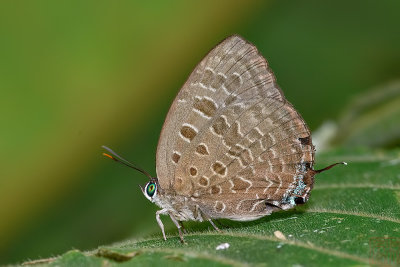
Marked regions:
[103,35,345,243]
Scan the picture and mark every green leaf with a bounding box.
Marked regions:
[22,149,400,266]
[332,80,400,148]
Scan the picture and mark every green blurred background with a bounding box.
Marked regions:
[1,0,399,264]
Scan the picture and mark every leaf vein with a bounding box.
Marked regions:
[307,208,400,223]
[314,183,400,190]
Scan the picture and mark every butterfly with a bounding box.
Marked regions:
[103,35,345,243]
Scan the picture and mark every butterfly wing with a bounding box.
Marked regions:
[156,35,314,220]
[156,35,282,190]
[189,99,315,220]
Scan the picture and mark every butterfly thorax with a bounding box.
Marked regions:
[153,189,205,222]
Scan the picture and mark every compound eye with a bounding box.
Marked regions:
[146,182,157,197]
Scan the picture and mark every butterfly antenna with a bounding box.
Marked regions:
[314,162,347,174]
[102,145,153,180]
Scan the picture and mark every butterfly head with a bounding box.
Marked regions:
[140,179,160,202]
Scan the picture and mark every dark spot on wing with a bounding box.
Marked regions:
[299,136,311,146]
[294,197,306,204]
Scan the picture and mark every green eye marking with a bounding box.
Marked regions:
[146,182,156,197]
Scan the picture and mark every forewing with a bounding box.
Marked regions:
[156,35,282,190]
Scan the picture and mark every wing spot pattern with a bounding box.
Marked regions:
[180,124,198,142]
[212,161,227,176]
[211,115,230,136]
[172,151,181,164]
[211,73,226,91]
[193,96,218,118]
[210,185,222,195]
[195,143,210,155]
[189,167,197,176]
[199,67,216,92]
[231,176,252,193]
[224,73,243,94]
[199,176,209,187]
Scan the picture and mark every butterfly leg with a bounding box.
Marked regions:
[198,208,221,232]
[208,219,221,232]
[156,209,168,241]
[168,213,185,243]
[179,221,188,234]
